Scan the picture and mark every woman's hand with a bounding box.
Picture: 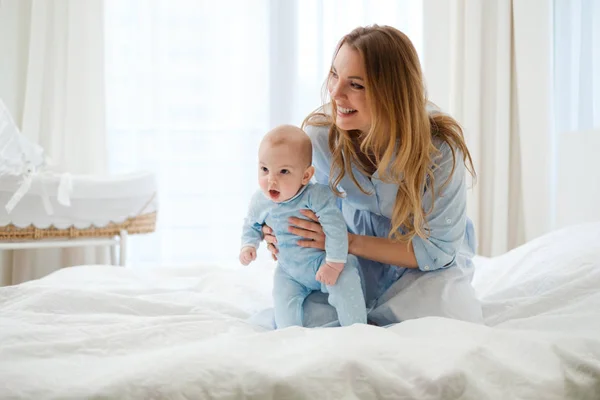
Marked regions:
[261,224,278,261]
[288,210,326,250]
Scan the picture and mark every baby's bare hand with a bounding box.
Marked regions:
[316,263,343,286]
[239,247,256,266]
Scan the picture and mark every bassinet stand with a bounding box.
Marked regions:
[0,230,129,266]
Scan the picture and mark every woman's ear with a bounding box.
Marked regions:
[302,166,315,185]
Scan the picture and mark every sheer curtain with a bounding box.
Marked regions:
[104,0,423,267]
[0,0,108,286]
[554,0,600,134]
[423,0,556,256]
[553,0,600,228]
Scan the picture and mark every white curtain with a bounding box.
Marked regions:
[0,0,108,286]
[554,0,600,133]
[423,0,554,256]
[105,0,424,268]
[553,0,600,228]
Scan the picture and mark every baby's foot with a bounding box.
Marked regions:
[316,262,344,286]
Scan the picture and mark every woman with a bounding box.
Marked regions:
[261,25,483,327]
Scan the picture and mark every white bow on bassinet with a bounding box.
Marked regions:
[0,99,72,214]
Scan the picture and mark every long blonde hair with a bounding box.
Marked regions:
[303,25,475,243]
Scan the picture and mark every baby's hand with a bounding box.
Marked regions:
[316,262,344,286]
[239,247,256,266]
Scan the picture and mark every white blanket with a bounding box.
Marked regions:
[1,223,600,399]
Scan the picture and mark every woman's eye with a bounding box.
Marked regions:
[330,70,338,79]
[351,82,364,90]
[280,169,289,175]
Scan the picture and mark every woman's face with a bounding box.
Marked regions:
[328,43,371,133]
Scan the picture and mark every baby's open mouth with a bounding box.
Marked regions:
[269,189,280,199]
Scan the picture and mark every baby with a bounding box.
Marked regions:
[239,124,367,328]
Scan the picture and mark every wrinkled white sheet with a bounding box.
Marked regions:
[1,223,600,399]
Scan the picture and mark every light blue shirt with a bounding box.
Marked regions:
[305,124,476,303]
[241,183,349,272]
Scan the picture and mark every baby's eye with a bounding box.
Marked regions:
[280,169,289,175]
[261,166,268,173]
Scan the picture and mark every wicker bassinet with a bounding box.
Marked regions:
[0,172,158,241]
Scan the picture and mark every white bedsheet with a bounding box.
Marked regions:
[1,223,600,399]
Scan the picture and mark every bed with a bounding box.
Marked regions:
[1,222,599,399]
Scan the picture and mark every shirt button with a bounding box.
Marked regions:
[424,265,430,271]
[446,218,452,224]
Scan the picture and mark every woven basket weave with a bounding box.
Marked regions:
[0,212,157,241]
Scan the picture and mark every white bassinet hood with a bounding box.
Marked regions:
[0,99,46,178]
[0,99,49,213]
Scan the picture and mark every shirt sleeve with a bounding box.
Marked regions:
[307,185,348,263]
[304,124,331,186]
[240,191,265,250]
[411,141,471,272]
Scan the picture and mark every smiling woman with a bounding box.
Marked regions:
[258,24,480,328]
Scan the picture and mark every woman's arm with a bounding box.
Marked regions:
[348,233,418,268]
[288,140,470,271]
[288,211,419,269]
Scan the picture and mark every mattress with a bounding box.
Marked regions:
[0,222,599,399]
[0,171,158,239]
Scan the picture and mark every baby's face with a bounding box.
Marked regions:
[258,142,308,203]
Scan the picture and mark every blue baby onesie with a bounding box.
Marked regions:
[241,182,367,328]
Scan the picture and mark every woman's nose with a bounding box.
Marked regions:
[329,80,344,99]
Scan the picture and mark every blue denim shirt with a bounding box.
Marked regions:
[305,124,476,302]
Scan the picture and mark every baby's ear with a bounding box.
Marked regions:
[302,166,315,185]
